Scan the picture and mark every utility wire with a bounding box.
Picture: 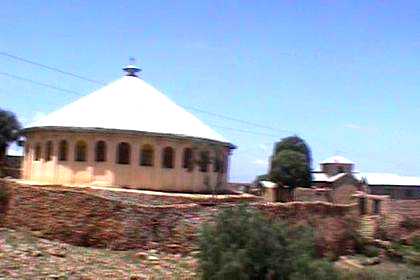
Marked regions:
[0,51,105,85]
[0,72,286,137]
[185,106,293,134]
[0,51,293,136]
[206,123,280,138]
[0,72,82,96]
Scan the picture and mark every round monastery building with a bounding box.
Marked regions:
[22,64,235,193]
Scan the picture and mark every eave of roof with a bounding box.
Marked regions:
[312,172,349,183]
[22,126,236,149]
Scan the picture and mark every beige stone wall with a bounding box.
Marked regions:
[294,187,330,203]
[263,187,278,202]
[22,130,231,193]
[331,176,360,204]
[332,184,359,204]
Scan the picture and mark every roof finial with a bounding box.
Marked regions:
[123,57,141,77]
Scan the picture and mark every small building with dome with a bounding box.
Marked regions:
[21,63,235,193]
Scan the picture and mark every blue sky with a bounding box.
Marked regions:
[1,1,420,182]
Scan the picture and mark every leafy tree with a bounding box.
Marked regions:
[273,136,312,167]
[269,136,312,190]
[269,150,311,189]
[0,109,21,176]
[254,174,269,184]
[198,205,339,280]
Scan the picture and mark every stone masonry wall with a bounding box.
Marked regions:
[0,180,358,255]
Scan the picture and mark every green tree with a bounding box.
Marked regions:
[269,150,311,189]
[0,109,21,176]
[273,136,312,167]
[198,205,339,280]
[269,136,312,190]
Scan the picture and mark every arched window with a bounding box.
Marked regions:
[162,147,174,169]
[59,140,68,161]
[117,142,131,164]
[34,143,41,161]
[45,141,53,161]
[182,148,193,171]
[199,151,210,172]
[75,140,87,162]
[95,141,107,162]
[140,144,154,166]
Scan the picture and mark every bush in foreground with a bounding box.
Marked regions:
[0,185,9,213]
[340,268,420,280]
[198,205,339,280]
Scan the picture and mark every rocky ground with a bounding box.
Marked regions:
[1,226,420,279]
[0,228,198,280]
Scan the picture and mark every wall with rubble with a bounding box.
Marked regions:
[0,180,358,256]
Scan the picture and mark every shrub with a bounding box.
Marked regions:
[290,259,340,280]
[198,205,339,280]
[0,185,10,211]
[413,236,420,252]
[400,216,420,230]
[340,269,389,280]
[340,269,420,280]
[363,245,380,258]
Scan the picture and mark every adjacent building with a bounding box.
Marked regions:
[313,156,420,200]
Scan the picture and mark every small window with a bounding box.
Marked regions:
[75,140,87,162]
[45,141,53,161]
[59,140,68,161]
[162,147,174,169]
[34,143,42,161]
[182,148,193,170]
[214,157,221,173]
[140,144,154,166]
[95,141,107,162]
[199,151,210,172]
[220,157,226,174]
[117,142,131,164]
[373,200,381,214]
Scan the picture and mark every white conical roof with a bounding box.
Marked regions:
[26,75,230,145]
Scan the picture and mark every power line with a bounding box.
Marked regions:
[0,51,105,85]
[0,51,294,136]
[0,71,82,96]
[185,106,293,134]
[0,69,286,137]
[207,123,280,138]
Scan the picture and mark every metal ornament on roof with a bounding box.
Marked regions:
[123,57,141,77]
